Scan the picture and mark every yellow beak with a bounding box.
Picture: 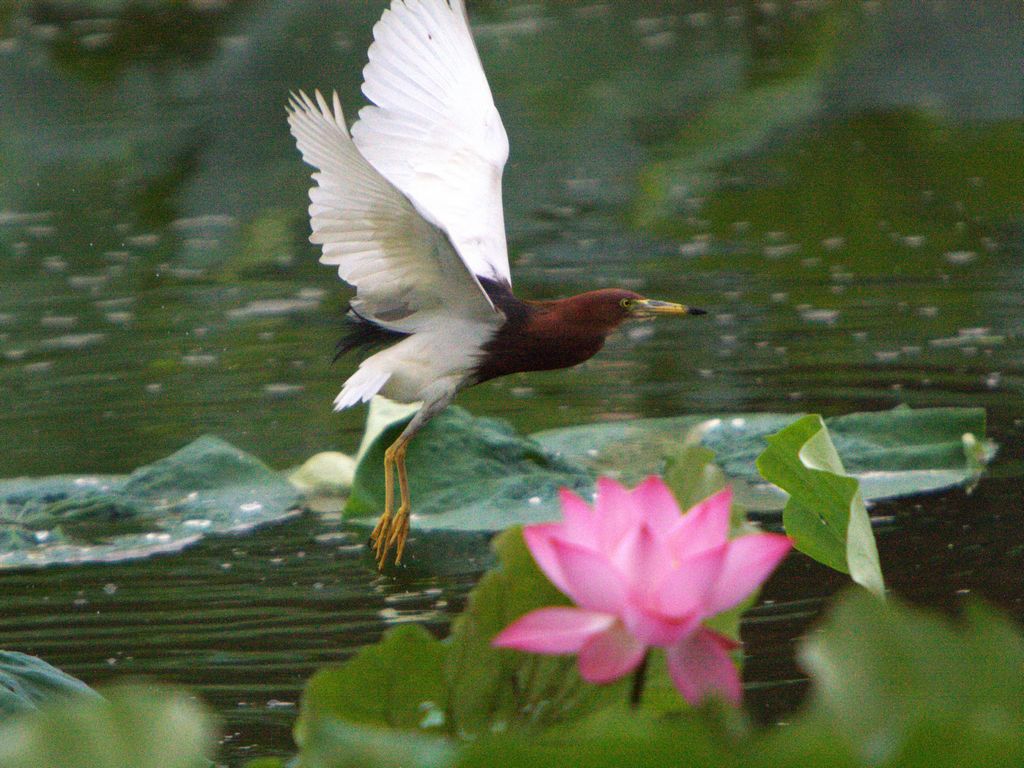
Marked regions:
[630,298,706,318]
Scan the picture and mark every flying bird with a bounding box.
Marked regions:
[288,0,704,568]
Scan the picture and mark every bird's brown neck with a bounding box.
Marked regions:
[472,282,629,384]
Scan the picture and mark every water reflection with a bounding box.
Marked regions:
[1,0,1020,475]
[0,0,1022,763]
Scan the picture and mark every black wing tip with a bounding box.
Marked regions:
[333,308,410,363]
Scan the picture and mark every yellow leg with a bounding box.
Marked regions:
[387,439,412,564]
[369,441,398,566]
[366,394,450,569]
[369,436,412,568]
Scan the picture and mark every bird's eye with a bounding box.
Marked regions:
[620,298,633,309]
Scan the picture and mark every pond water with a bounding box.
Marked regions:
[1,0,1022,763]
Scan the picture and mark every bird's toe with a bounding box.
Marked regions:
[388,507,410,564]
[370,511,393,566]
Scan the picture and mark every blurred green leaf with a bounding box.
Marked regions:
[292,551,1024,768]
[756,415,884,596]
[445,528,631,734]
[0,651,101,720]
[650,447,750,714]
[299,718,456,768]
[662,444,727,512]
[243,760,288,768]
[466,592,1024,767]
[295,624,447,742]
[740,718,859,768]
[456,709,735,768]
[0,683,216,768]
[799,590,1024,766]
[295,527,635,743]
[662,443,753,535]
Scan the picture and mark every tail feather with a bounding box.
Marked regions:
[334,366,391,411]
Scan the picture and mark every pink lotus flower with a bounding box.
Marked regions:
[492,478,791,706]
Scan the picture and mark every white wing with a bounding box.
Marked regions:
[351,0,511,287]
[287,90,498,332]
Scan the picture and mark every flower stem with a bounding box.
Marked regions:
[629,651,651,709]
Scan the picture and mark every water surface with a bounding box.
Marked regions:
[1,0,1022,763]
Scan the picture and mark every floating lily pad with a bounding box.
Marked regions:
[289,452,357,496]
[534,407,990,512]
[338,405,990,573]
[532,416,710,485]
[0,652,101,720]
[0,436,301,569]
[344,407,591,534]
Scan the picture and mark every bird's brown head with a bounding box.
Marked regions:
[474,287,706,382]
[557,288,706,334]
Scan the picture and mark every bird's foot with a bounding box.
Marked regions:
[370,511,391,565]
[386,506,410,565]
[369,507,410,569]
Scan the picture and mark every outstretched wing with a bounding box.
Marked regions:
[352,0,511,287]
[287,90,498,332]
